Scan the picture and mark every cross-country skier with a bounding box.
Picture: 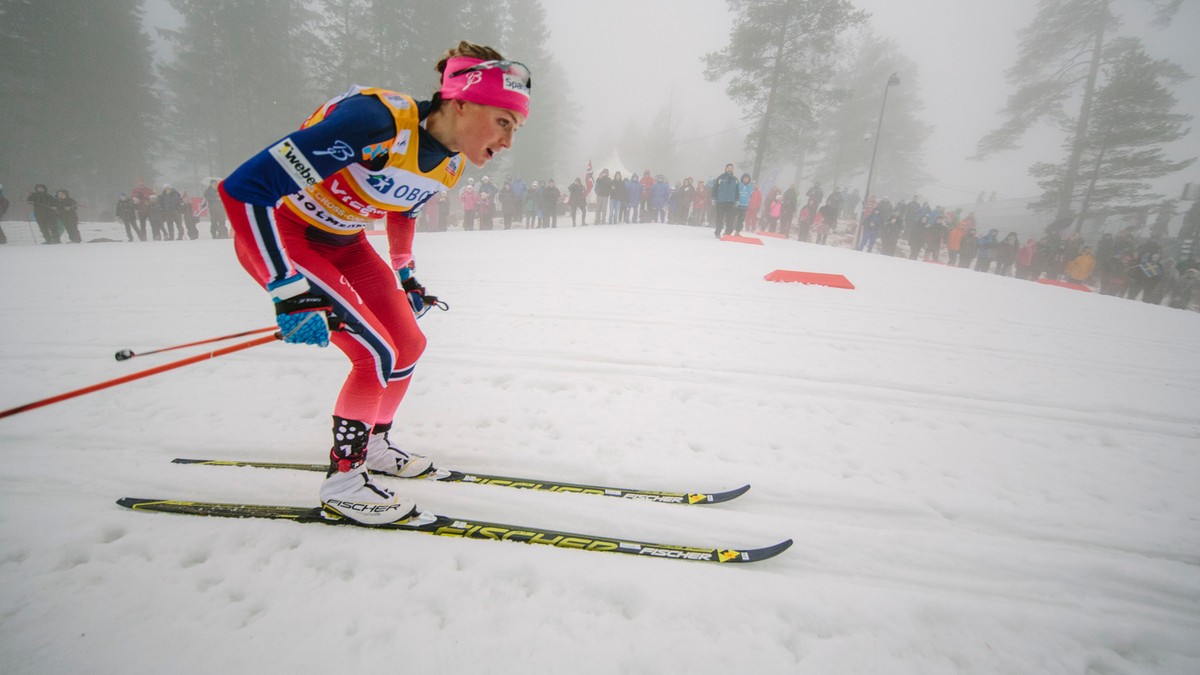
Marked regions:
[218,41,531,525]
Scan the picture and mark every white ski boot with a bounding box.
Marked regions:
[320,464,416,525]
[364,427,435,478]
[320,416,416,525]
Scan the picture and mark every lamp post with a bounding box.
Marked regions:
[856,72,900,249]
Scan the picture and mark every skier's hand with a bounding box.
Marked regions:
[398,266,431,318]
[397,264,448,318]
[269,273,332,347]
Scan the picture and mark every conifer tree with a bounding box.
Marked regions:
[1029,39,1194,227]
[310,0,376,93]
[703,0,868,179]
[161,0,317,178]
[974,0,1185,225]
[0,0,159,205]
[502,0,574,182]
[812,30,930,197]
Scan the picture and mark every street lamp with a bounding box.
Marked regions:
[856,72,900,249]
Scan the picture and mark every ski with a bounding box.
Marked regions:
[116,497,792,564]
[171,458,750,505]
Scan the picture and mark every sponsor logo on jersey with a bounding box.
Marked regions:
[325,177,382,217]
[366,174,395,195]
[446,155,462,177]
[383,94,411,110]
[288,187,378,232]
[393,129,411,156]
[269,138,322,188]
[312,140,355,161]
[362,142,389,162]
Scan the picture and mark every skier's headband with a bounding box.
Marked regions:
[441,57,531,119]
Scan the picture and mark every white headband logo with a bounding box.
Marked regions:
[461,71,483,91]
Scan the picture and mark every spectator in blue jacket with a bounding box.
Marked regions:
[510,175,527,202]
[975,228,999,273]
[624,174,640,223]
[734,173,753,237]
[710,163,739,238]
[649,175,670,222]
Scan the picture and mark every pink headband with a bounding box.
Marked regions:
[439,56,530,119]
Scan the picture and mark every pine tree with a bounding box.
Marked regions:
[308,1,462,96]
[391,4,468,95]
[812,29,930,198]
[0,0,159,206]
[703,0,868,180]
[501,0,574,183]
[1029,39,1194,228]
[974,0,1185,223]
[309,0,375,93]
[161,0,317,179]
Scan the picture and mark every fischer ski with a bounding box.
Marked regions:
[116,497,792,564]
[171,458,750,505]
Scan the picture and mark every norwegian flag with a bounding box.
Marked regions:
[585,159,594,198]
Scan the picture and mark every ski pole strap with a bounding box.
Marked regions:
[424,296,450,312]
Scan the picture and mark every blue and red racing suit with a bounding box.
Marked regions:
[220,86,464,426]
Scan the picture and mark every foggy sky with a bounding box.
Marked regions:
[143,0,1200,210]
[543,0,1200,208]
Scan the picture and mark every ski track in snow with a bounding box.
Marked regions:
[2,223,1199,674]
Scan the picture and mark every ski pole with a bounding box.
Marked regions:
[0,332,280,421]
[114,326,277,361]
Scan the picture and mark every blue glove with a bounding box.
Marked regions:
[268,274,332,347]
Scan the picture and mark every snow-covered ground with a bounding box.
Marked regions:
[1,222,1198,674]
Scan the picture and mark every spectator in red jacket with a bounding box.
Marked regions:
[639,170,654,221]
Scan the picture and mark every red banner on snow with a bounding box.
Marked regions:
[764,270,855,289]
[1036,278,1092,292]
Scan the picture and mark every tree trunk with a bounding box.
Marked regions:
[1056,0,1108,223]
[796,149,808,188]
[1075,145,1107,235]
[752,27,788,181]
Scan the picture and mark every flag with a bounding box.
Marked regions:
[585,159,594,198]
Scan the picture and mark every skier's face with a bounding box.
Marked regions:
[453,100,526,168]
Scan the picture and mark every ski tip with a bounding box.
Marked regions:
[171,458,205,464]
[749,538,793,562]
[717,537,792,563]
[704,484,751,504]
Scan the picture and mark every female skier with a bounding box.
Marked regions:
[219,42,530,525]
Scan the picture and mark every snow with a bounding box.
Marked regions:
[1,223,1198,674]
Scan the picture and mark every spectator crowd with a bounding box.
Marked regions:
[0,178,228,245]
[3,166,1196,312]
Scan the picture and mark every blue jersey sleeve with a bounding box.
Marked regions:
[222,94,396,206]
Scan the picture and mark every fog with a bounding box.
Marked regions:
[70,0,1200,215]
[541,0,1200,207]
